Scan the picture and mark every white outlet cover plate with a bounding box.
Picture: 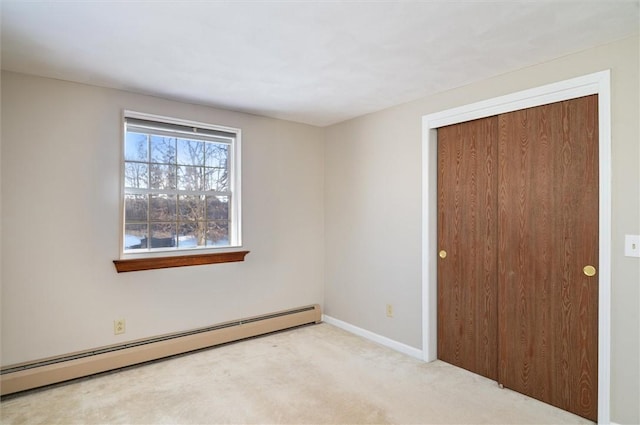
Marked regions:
[624,234,640,257]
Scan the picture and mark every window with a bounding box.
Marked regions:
[121,112,241,256]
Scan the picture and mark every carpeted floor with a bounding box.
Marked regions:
[0,323,592,424]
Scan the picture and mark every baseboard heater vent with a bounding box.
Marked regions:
[1,304,321,396]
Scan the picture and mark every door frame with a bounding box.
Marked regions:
[421,70,611,424]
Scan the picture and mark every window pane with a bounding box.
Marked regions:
[178,222,206,248]
[150,194,176,221]
[178,195,204,221]
[150,136,176,164]
[177,166,203,191]
[124,162,148,189]
[177,138,204,166]
[150,223,176,248]
[207,221,229,246]
[124,224,147,250]
[125,132,148,162]
[204,143,228,191]
[204,167,228,192]
[205,143,228,168]
[206,195,229,220]
[150,164,177,190]
[124,194,147,222]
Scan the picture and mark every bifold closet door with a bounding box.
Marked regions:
[497,95,599,421]
[437,116,498,381]
[437,95,598,421]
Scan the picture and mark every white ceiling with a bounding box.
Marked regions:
[2,1,638,126]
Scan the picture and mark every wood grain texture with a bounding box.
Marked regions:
[437,116,498,381]
[497,95,598,421]
[113,251,250,272]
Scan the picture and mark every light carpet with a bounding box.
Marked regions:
[0,323,592,424]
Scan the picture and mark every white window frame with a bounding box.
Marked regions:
[120,110,242,259]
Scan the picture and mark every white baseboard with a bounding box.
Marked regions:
[322,315,423,360]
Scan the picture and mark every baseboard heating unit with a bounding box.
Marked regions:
[1,304,321,396]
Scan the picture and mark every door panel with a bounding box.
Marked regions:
[437,116,498,381]
[497,95,598,421]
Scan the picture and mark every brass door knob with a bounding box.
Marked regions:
[439,250,447,259]
[583,265,597,277]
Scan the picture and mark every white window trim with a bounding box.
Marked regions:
[421,70,611,424]
[120,110,242,259]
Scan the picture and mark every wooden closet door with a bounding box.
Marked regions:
[497,95,599,421]
[437,116,498,380]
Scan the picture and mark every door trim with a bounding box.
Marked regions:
[421,70,611,424]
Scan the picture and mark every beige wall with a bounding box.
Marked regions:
[325,35,639,423]
[0,71,325,365]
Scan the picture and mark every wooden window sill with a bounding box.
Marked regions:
[113,251,250,273]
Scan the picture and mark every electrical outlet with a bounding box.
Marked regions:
[114,319,126,335]
[386,304,394,318]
